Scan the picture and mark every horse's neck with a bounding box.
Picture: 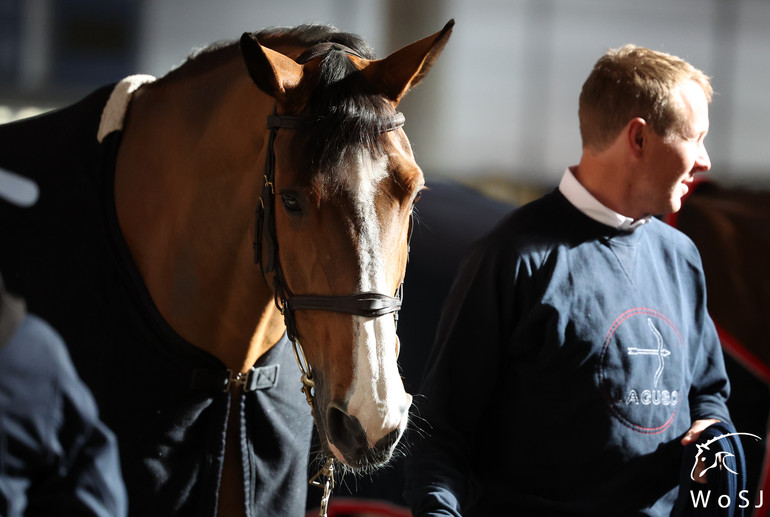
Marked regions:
[114,60,284,371]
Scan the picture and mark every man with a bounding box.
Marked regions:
[403,45,731,516]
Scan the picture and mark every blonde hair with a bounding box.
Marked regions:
[578,44,712,151]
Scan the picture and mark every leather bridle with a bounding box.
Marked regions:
[253,105,411,517]
[250,40,414,515]
[254,107,409,344]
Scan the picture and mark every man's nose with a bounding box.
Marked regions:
[695,144,711,173]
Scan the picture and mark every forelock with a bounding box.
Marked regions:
[291,48,397,186]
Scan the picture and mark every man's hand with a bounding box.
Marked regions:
[681,418,720,446]
[682,419,720,485]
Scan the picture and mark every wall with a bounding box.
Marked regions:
[1,0,769,186]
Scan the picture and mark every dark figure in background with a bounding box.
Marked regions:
[404,45,732,516]
[0,172,126,517]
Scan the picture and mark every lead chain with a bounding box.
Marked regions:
[291,338,336,517]
[309,457,335,517]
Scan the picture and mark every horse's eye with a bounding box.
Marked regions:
[281,194,301,213]
[413,191,423,204]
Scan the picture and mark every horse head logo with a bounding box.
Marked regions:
[690,432,761,481]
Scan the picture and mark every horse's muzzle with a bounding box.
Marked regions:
[325,400,409,468]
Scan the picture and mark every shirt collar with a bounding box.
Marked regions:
[558,167,651,231]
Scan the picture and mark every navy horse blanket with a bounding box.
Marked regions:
[0,84,312,517]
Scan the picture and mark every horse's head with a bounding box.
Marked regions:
[239,22,453,469]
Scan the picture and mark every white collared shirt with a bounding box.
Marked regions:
[558,167,651,231]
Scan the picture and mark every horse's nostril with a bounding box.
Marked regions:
[325,402,406,467]
[326,404,367,459]
[374,426,402,454]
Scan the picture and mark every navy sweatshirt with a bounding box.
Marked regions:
[0,86,313,516]
[404,189,731,516]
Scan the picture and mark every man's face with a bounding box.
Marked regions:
[641,79,711,215]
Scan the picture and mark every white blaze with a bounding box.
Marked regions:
[342,150,409,445]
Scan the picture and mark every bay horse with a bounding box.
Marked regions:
[0,20,453,517]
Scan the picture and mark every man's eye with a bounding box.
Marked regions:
[281,194,301,213]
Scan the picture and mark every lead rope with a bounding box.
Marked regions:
[292,338,335,517]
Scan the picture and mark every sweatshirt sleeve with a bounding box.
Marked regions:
[687,255,732,424]
[403,234,522,516]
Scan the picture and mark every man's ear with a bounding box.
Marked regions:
[627,117,647,158]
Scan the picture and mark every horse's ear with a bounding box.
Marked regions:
[240,33,304,100]
[362,19,454,105]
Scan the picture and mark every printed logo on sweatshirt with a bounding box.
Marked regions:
[598,307,685,434]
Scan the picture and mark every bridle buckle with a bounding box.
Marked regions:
[263,175,274,194]
[224,369,249,392]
